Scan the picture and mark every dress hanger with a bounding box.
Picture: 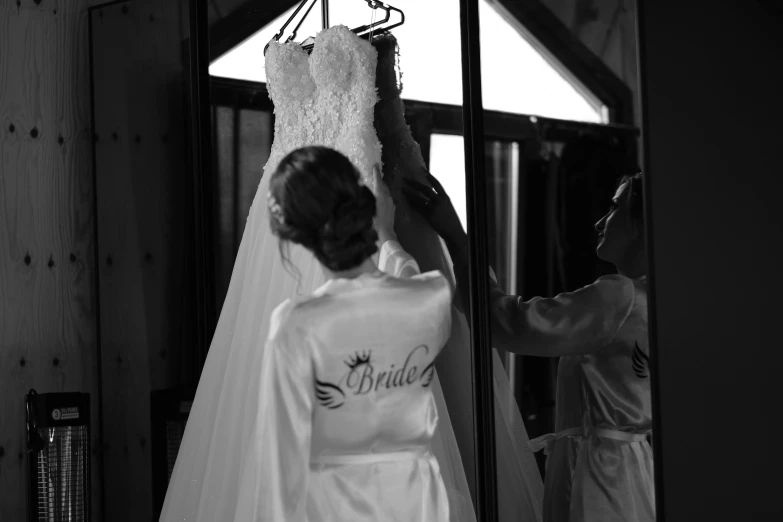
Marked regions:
[342,1,405,43]
[264,0,405,56]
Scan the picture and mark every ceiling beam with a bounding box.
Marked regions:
[209,0,298,61]
[490,0,635,125]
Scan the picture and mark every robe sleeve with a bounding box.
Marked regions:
[452,252,636,357]
[488,275,636,356]
[234,302,314,521]
[378,239,421,278]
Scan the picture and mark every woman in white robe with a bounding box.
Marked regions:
[404,172,655,522]
[234,145,457,521]
[160,25,541,522]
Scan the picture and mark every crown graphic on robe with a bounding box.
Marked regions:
[345,350,372,369]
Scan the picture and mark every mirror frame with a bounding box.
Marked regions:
[459,1,499,520]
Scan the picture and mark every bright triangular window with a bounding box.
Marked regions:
[210,0,605,123]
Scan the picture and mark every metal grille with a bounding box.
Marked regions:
[33,426,89,522]
[27,391,90,522]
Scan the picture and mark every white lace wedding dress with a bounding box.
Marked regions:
[159,26,541,522]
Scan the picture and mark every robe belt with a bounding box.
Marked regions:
[528,426,651,456]
[311,448,431,467]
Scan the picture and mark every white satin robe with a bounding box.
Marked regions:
[233,241,453,521]
[479,272,655,522]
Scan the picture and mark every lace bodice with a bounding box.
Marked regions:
[262,26,382,192]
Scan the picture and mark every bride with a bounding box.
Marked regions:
[159,25,541,521]
[235,145,455,520]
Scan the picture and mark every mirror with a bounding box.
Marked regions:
[476,1,655,521]
[202,1,655,521]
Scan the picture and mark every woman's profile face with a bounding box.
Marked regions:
[595,181,640,265]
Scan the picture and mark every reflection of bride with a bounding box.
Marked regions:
[159,26,541,522]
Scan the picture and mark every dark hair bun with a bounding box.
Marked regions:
[269,146,380,272]
[316,186,378,272]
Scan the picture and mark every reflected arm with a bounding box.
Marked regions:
[446,231,635,357]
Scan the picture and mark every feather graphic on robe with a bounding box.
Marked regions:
[315,379,346,409]
[632,342,650,379]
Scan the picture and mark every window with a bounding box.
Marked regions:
[209,0,606,122]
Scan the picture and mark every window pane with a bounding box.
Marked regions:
[429,134,468,230]
[209,1,603,122]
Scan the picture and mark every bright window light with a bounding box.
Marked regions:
[209,0,605,123]
[429,134,468,231]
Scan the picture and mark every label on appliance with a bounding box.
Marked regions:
[52,407,80,421]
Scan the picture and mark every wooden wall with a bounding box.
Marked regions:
[92,1,190,521]
[0,0,102,520]
[1,0,191,521]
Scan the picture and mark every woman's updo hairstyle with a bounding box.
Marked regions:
[268,146,378,272]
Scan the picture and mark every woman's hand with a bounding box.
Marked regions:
[403,171,468,251]
[372,164,397,245]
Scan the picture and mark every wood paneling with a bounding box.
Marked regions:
[91,1,190,520]
[0,0,102,520]
[1,0,192,520]
[91,5,152,521]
